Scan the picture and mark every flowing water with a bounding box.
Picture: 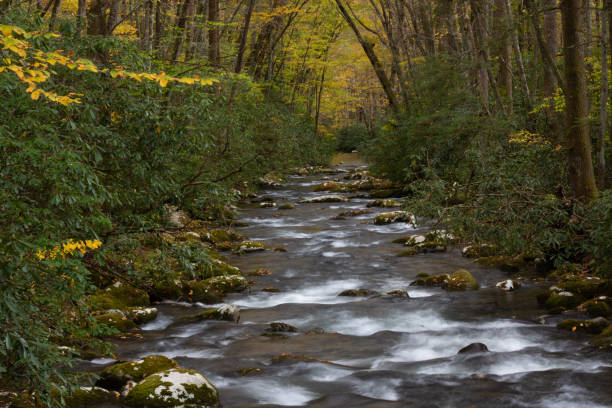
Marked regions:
[96,161,612,407]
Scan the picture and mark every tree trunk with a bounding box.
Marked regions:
[494,0,513,105]
[470,0,490,108]
[208,0,220,67]
[107,0,120,34]
[77,0,87,34]
[170,0,195,61]
[598,1,609,188]
[505,0,533,106]
[335,0,400,112]
[560,0,598,201]
[234,0,255,73]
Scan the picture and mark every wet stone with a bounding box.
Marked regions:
[267,322,299,333]
[458,343,489,354]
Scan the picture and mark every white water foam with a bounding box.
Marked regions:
[236,279,364,308]
[140,312,174,331]
[241,379,318,406]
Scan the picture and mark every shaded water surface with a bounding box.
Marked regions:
[100,162,612,407]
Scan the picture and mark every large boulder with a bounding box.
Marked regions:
[374,211,414,225]
[97,355,178,390]
[410,274,450,287]
[124,368,220,408]
[88,282,150,311]
[441,269,479,291]
[126,307,158,324]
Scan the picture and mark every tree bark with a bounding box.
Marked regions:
[234,0,255,73]
[598,1,609,188]
[208,0,220,67]
[494,0,513,104]
[77,0,87,34]
[505,0,533,106]
[560,0,598,201]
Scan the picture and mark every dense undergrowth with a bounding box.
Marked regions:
[363,56,612,276]
[0,9,331,405]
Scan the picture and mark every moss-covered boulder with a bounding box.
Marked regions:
[93,312,137,332]
[126,307,158,324]
[64,387,119,408]
[475,256,523,273]
[557,317,609,335]
[556,278,611,299]
[589,325,612,351]
[203,228,243,245]
[544,292,584,311]
[374,211,414,225]
[367,199,401,208]
[209,259,242,277]
[150,279,183,301]
[441,269,479,291]
[314,181,351,192]
[299,195,349,203]
[410,274,450,287]
[233,240,266,254]
[278,203,296,210]
[124,368,220,408]
[89,282,150,311]
[97,355,178,390]
[462,244,498,258]
[182,281,222,304]
[238,367,264,376]
[337,209,372,218]
[577,298,611,317]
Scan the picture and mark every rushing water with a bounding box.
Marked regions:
[99,162,612,407]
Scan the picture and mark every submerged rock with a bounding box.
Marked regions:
[248,268,272,276]
[458,343,489,354]
[367,199,401,208]
[336,209,372,217]
[373,211,414,225]
[97,355,178,390]
[338,288,379,297]
[238,367,263,376]
[124,368,220,408]
[267,322,298,333]
[496,280,521,292]
[299,195,349,203]
[259,202,276,208]
[278,203,296,210]
[410,274,451,287]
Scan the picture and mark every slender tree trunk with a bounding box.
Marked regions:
[506,0,533,106]
[234,0,255,73]
[171,0,195,61]
[335,0,400,112]
[49,0,61,30]
[470,0,490,109]
[153,0,164,50]
[77,0,87,34]
[494,0,513,106]
[560,0,598,201]
[208,0,220,67]
[107,0,120,34]
[599,1,609,188]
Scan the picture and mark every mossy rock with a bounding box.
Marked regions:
[410,274,450,287]
[183,304,241,323]
[373,211,413,225]
[182,280,223,304]
[314,181,351,192]
[126,307,158,324]
[441,269,479,291]
[337,209,372,217]
[299,195,348,203]
[462,244,498,258]
[150,279,183,301]
[93,313,136,332]
[397,248,419,257]
[175,232,202,243]
[558,279,611,298]
[557,317,609,335]
[278,203,296,210]
[97,355,178,390]
[204,275,249,293]
[204,229,243,245]
[416,272,429,278]
[233,240,266,254]
[63,387,119,408]
[369,189,398,198]
[367,199,401,208]
[338,288,378,297]
[89,283,150,311]
[238,367,263,376]
[582,299,611,317]
[124,368,220,408]
[590,325,612,350]
[475,256,523,273]
[545,292,584,311]
[209,259,242,277]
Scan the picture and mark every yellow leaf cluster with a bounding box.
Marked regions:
[36,239,102,261]
[0,24,216,106]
